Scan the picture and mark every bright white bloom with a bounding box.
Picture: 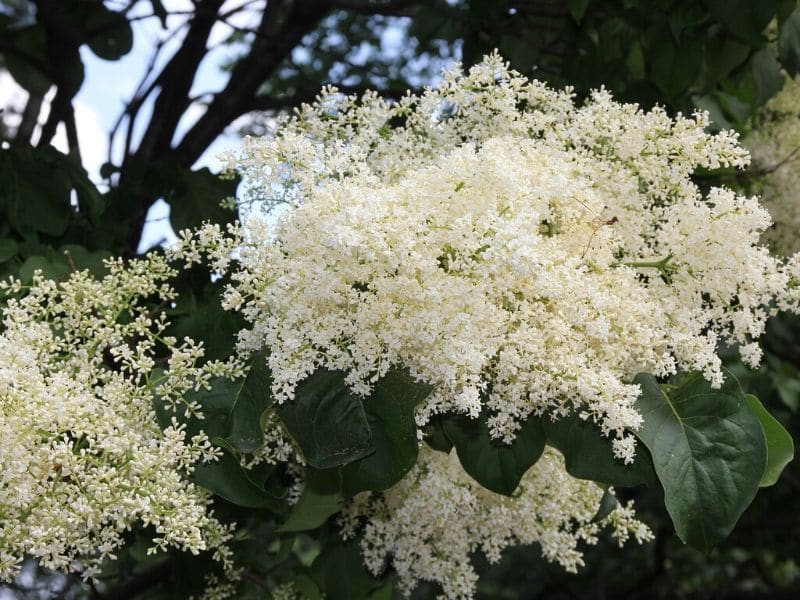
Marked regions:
[0,256,237,583]
[339,447,652,599]
[181,54,793,461]
[168,54,800,596]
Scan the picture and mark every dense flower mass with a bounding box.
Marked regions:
[193,54,792,461]
[166,55,800,596]
[340,448,652,598]
[0,256,237,582]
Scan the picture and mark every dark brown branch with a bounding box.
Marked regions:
[219,0,267,20]
[31,0,84,148]
[16,91,44,144]
[37,87,70,147]
[174,0,331,166]
[110,37,166,166]
[132,0,226,163]
[63,98,82,161]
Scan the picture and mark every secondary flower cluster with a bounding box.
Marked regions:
[0,256,237,582]
[340,447,652,598]
[745,74,800,256]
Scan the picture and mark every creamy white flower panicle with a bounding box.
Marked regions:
[195,54,794,459]
[339,447,652,599]
[169,54,800,596]
[0,256,238,583]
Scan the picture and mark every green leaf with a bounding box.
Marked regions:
[341,371,433,495]
[168,167,237,232]
[745,395,794,487]
[367,579,395,600]
[154,374,234,439]
[771,361,800,412]
[569,0,591,22]
[0,239,17,263]
[193,452,287,513]
[443,411,546,496]
[167,285,245,362]
[704,0,777,45]
[626,40,646,80]
[85,5,133,60]
[592,489,619,523]
[293,574,322,600]
[543,412,658,487]
[275,369,374,469]
[3,24,51,95]
[644,26,704,99]
[423,415,454,453]
[700,26,751,90]
[225,351,273,453]
[633,371,767,552]
[780,9,800,75]
[750,47,785,106]
[278,468,343,533]
[18,255,69,282]
[59,244,112,277]
[1,146,72,236]
[312,540,381,600]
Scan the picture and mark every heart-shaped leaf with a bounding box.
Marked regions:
[275,369,374,469]
[745,394,794,487]
[633,371,767,552]
[443,410,546,496]
[341,371,433,495]
[279,468,343,532]
[225,351,273,453]
[544,411,658,487]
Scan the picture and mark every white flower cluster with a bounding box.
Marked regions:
[745,74,800,256]
[193,54,794,460]
[167,54,800,596]
[340,447,652,599]
[0,256,237,582]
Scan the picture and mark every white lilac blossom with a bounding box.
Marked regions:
[339,447,652,599]
[169,54,800,596]
[0,255,238,582]
[181,54,793,460]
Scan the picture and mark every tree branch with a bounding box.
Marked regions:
[132,0,226,163]
[328,0,432,15]
[16,91,44,144]
[174,0,332,166]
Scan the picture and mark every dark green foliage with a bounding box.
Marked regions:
[279,468,343,533]
[311,540,388,600]
[340,371,433,495]
[634,371,767,552]
[442,409,546,496]
[275,369,375,469]
[543,412,658,488]
[745,394,794,487]
[224,352,273,454]
[193,454,287,513]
